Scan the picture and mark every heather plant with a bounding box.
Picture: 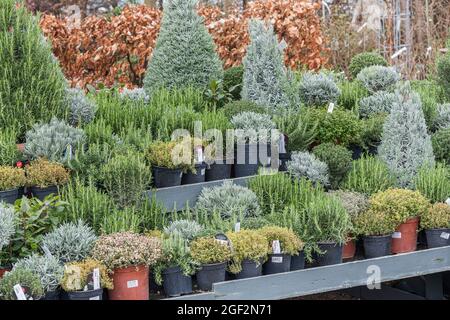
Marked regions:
[287,151,329,187]
[0,203,15,252]
[328,191,369,219]
[231,111,277,143]
[66,88,96,127]
[432,128,450,164]
[194,181,261,219]
[0,268,44,300]
[222,100,267,119]
[259,226,303,255]
[144,0,223,94]
[298,72,341,107]
[414,164,450,204]
[41,220,97,263]
[91,232,162,272]
[0,127,20,166]
[433,104,450,131]
[241,20,290,109]
[357,66,400,94]
[190,237,232,265]
[312,143,352,189]
[349,52,388,79]
[24,118,85,163]
[25,159,69,188]
[420,203,450,230]
[163,220,204,241]
[378,83,435,188]
[358,91,396,118]
[61,258,113,292]
[0,167,26,191]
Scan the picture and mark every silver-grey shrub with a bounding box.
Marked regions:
[357,66,400,93]
[66,88,96,127]
[358,91,396,118]
[120,88,150,103]
[287,151,329,187]
[0,203,15,251]
[433,103,450,130]
[299,72,341,107]
[41,220,97,263]
[231,111,277,143]
[195,181,262,219]
[163,220,203,241]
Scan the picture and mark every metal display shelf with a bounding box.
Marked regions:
[167,246,450,300]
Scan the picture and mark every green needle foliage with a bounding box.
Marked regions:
[414,164,450,204]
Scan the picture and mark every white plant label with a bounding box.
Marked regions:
[440,232,450,240]
[446,198,450,206]
[234,222,241,233]
[392,232,402,239]
[201,169,205,176]
[327,102,335,113]
[195,147,204,163]
[215,239,229,247]
[272,240,281,254]
[271,256,283,263]
[93,268,100,290]
[278,135,286,154]
[13,284,27,300]
[89,296,100,300]
[127,280,139,289]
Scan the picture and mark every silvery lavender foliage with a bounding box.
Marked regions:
[357,66,400,93]
[24,117,85,163]
[241,20,290,110]
[120,88,150,103]
[66,88,96,126]
[118,0,144,7]
[13,254,63,293]
[433,103,450,130]
[0,203,15,251]
[163,220,204,241]
[378,83,435,189]
[298,72,341,107]
[358,91,396,118]
[287,151,330,187]
[231,111,277,143]
[195,181,262,219]
[41,220,97,263]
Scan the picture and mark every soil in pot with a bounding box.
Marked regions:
[363,235,392,259]
[234,144,259,178]
[263,254,291,275]
[342,239,356,260]
[30,185,58,201]
[205,162,232,181]
[425,228,450,248]
[290,251,306,271]
[162,266,193,297]
[0,189,19,204]
[316,243,343,266]
[235,259,263,280]
[152,166,183,188]
[108,265,149,300]
[196,262,227,291]
[61,289,103,300]
[182,163,207,185]
[391,217,419,254]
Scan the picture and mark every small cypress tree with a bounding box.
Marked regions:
[143,0,223,95]
[0,0,68,138]
[241,19,290,110]
[378,83,435,189]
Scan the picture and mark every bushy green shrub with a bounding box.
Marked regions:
[222,100,267,119]
[437,49,450,100]
[328,190,369,218]
[414,164,450,203]
[411,80,442,131]
[420,203,450,230]
[100,207,142,235]
[287,151,330,187]
[349,52,388,79]
[0,127,20,166]
[231,111,276,143]
[163,219,204,241]
[338,80,368,110]
[120,88,150,103]
[312,143,352,189]
[61,258,113,292]
[66,88,96,127]
[0,166,26,191]
[359,113,387,149]
[432,128,450,164]
[0,203,15,252]
[223,65,244,100]
[25,159,69,188]
[299,72,341,107]
[143,0,222,94]
[0,267,44,300]
[240,216,271,230]
[259,226,303,255]
[226,230,268,274]
[357,66,400,94]
[353,210,396,237]
[358,91,396,118]
[190,237,232,264]
[433,103,450,130]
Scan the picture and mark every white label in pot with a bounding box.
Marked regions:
[93,268,100,290]
[392,232,402,239]
[89,296,100,300]
[201,169,205,175]
[127,280,139,288]
[234,222,240,233]
[13,284,27,300]
[327,102,335,113]
[272,240,281,254]
[271,256,283,263]
[440,232,450,240]
[446,198,450,206]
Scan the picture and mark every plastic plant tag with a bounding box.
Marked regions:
[13,284,27,300]
[278,135,287,154]
[440,232,450,240]
[446,198,450,206]
[201,169,205,175]
[93,268,100,290]
[89,296,100,300]
[127,280,138,289]
[234,222,240,233]
[392,232,402,239]
[271,256,283,263]
[195,146,204,163]
[327,102,335,113]
[272,240,281,254]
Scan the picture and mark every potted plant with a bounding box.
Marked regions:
[0,267,44,300]
[60,259,113,300]
[0,166,26,204]
[259,226,303,275]
[369,189,430,254]
[204,134,234,182]
[225,230,268,279]
[190,237,232,291]
[0,203,15,278]
[354,210,397,258]
[91,232,162,300]
[420,203,450,248]
[25,158,69,200]
[153,234,196,297]
[179,136,208,185]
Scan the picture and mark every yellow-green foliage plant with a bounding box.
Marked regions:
[61,258,113,292]
[25,159,69,188]
[353,210,397,237]
[420,203,450,230]
[0,166,26,191]
[190,237,232,265]
[258,226,303,255]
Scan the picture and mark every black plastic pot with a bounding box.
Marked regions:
[263,254,291,275]
[149,271,164,294]
[182,163,207,185]
[196,262,227,291]
[0,188,19,204]
[152,166,183,188]
[425,228,450,248]
[205,162,232,181]
[349,144,364,160]
[290,251,306,271]
[363,235,392,258]
[61,289,103,300]
[316,243,343,266]
[162,266,192,297]
[41,290,61,300]
[235,259,263,279]
[234,144,259,178]
[278,153,291,172]
[30,185,58,200]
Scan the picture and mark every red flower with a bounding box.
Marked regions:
[16,161,23,168]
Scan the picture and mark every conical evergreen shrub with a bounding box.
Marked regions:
[378,83,435,188]
[0,0,68,138]
[143,0,223,95]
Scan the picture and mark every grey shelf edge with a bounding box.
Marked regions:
[146,176,253,213]
[166,246,450,300]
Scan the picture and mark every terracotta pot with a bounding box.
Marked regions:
[0,267,11,279]
[342,238,356,259]
[391,217,419,254]
[108,265,149,300]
